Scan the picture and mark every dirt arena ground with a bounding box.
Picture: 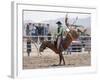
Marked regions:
[23,51,91,69]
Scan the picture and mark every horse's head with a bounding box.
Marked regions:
[39,41,46,52]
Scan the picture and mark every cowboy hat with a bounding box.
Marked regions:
[56,21,62,24]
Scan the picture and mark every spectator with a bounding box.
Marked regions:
[46,24,49,35]
[27,38,31,56]
[26,24,30,36]
[47,32,51,41]
[37,23,42,35]
[31,24,36,36]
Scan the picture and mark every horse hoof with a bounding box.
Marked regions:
[68,64,74,65]
[51,64,58,66]
[51,64,62,66]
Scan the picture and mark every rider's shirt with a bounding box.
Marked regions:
[57,26,64,36]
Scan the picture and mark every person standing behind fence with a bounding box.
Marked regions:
[27,38,31,56]
[37,23,42,35]
[31,24,37,40]
[46,24,49,35]
[31,24,36,35]
[26,24,30,36]
[47,32,51,41]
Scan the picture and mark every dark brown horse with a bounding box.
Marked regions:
[39,29,79,66]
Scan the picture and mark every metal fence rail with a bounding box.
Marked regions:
[23,35,91,55]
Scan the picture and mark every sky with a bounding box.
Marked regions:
[23,10,91,23]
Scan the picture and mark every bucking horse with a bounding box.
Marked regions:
[39,16,79,66]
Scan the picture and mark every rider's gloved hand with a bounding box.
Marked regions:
[66,28,70,32]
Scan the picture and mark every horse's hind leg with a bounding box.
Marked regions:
[58,52,65,65]
[58,53,62,65]
[62,55,65,65]
[60,52,65,65]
